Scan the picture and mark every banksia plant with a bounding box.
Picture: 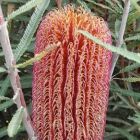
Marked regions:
[32,5,112,140]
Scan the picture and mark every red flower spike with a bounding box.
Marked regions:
[32,5,112,140]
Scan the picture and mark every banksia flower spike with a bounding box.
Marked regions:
[32,5,112,140]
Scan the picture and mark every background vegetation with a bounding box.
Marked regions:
[0,0,140,139]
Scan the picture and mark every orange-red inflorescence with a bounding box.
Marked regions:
[32,5,112,140]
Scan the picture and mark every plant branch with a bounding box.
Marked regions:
[56,0,62,8]
[110,0,130,79]
[0,4,36,140]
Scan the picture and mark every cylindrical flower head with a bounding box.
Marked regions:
[32,5,112,140]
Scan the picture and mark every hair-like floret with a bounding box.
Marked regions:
[32,5,112,140]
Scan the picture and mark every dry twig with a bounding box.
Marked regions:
[110,0,131,79]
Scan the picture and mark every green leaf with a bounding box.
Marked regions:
[119,63,140,73]
[0,100,14,112]
[125,34,140,41]
[106,125,138,140]
[77,0,91,12]
[114,0,123,10]
[0,77,10,96]
[7,107,24,137]
[87,0,116,13]
[130,0,140,12]
[0,96,10,101]
[115,19,121,38]
[129,112,140,123]
[120,77,140,83]
[7,0,44,20]
[16,42,60,68]
[0,0,50,96]
[0,127,7,138]
[14,0,50,61]
[0,76,32,90]
[0,67,6,73]
[107,117,131,126]
[0,126,25,138]
[105,0,122,13]
[3,0,26,3]
[115,92,135,110]
[0,51,3,56]
[21,75,32,88]
[110,86,140,99]
[78,30,140,64]
[128,10,140,25]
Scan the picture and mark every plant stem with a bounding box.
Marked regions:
[0,4,36,140]
[56,0,62,8]
[110,0,130,79]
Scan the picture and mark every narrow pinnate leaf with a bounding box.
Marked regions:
[125,34,140,41]
[7,0,43,20]
[0,126,25,138]
[130,0,140,12]
[0,67,6,73]
[87,0,116,13]
[129,113,140,123]
[0,77,10,96]
[119,63,140,73]
[120,77,140,83]
[78,30,140,64]
[0,127,7,138]
[16,42,60,68]
[110,86,140,99]
[0,100,14,112]
[15,0,50,61]
[107,125,138,140]
[32,5,112,139]
[0,96,10,101]
[7,107,24,137]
